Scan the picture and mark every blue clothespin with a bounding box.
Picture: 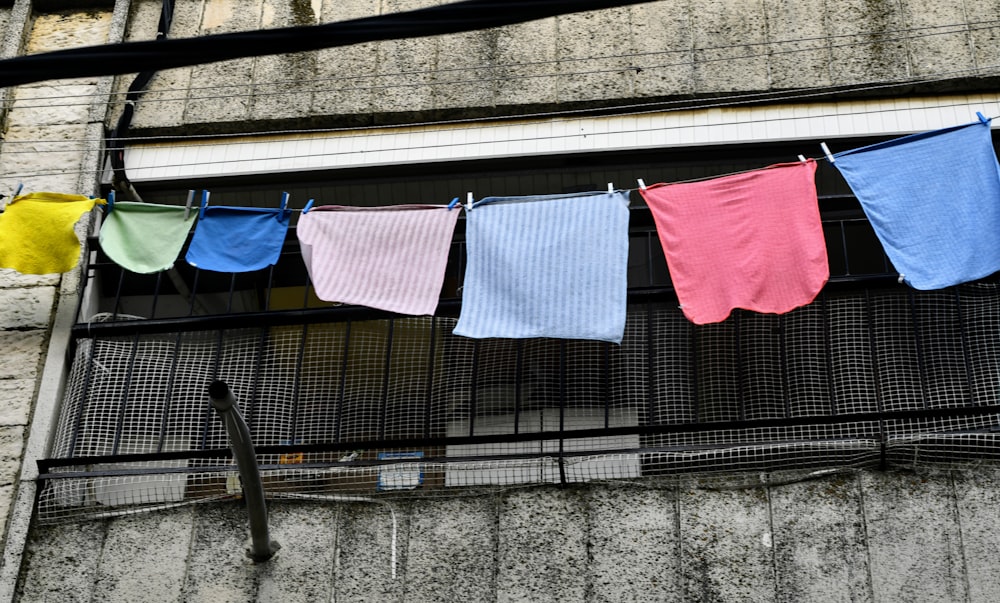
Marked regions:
[279,191,290,213]
[105,189,115,214]
[447,196,460,211]
[302,199,315,214]
[199,190,211,220]
[978,112,991,125]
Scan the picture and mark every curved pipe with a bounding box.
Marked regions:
[209,380,280,562]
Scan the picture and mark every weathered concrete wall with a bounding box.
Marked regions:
[118,0,1000,133]
[0,4,124,601]
[15,467,1000,602]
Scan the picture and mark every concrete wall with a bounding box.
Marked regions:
[14,467,1000,602]
[117,0,1000,133]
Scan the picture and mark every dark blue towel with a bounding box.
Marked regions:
[185,206,290,272]
[833,119,1000,289]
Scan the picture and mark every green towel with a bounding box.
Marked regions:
[99,201,197,273]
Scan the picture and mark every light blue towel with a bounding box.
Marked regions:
[833,119,1000,290]
[185,206,291,272]
[454,191,630,343]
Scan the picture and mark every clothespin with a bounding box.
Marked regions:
[184,190,195,220]
[977,111,991,125]
[279,191,290,215]
[637,179,647,191]
[897,274,906,284]
[13,183,23,198]
[465,192,474,211]
[798,155,807,162]
[447,196,460,211]
[607,182,615,193]
[302,199,315,214]
[199,190,211,220]
[105,189,115,214]
[820,142,835,164]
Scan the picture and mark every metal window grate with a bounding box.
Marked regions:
[38,278,1000,523]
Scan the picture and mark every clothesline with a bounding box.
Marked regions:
[2,114,1000,339]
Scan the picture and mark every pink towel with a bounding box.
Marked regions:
[640,161,828,324]
[296,205,460,316]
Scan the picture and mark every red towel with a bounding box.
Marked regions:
[640,161,828,324]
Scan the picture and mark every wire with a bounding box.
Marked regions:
[8,17,1000,111]
[4,87,996,184]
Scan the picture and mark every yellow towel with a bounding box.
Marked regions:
[0,192,104,274]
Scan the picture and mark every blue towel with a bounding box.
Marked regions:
[454,191,630,343]
[833,119,1000,289]
[185,206,291,272]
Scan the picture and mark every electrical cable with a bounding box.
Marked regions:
[0,0,665,88]
[107,0,175,201]
[8,16,1000,110]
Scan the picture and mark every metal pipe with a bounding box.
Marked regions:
[208,380,280,562]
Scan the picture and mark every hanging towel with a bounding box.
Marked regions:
[296,204,460,316]
[0,192,103,274]
[99,201,197,274]
[453,191,630,343]
[832,119,1000,290]
[185,206,290,272]
[640,161,828,325]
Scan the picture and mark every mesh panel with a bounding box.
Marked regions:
[41,284,1000,523]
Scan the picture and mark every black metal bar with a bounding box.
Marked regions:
[111,268,126,320]
[244,326,269,435]
[558,339,567,487]
[187,269,201,316]
[149,271,163,318]
[908,289,929,409]
[379,319,394,441]
[602,341,610,429]
[225,273,237,314]
[954,288,976,405]
[110,334,142,455]
[779,313,791,418]
[155,332,184,453]
[646,302,657,425]
[735,310,746,422]
[469,340,480,437]
[821,292,837,416]
[38,401,1000,473]
[514,340,524,434]
[423,316,436,439]
[865,289,888,470]
[200,329,225,450]
[335,321,351,443]
[289,323,308,445]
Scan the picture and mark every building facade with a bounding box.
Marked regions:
[2,0,1000,601]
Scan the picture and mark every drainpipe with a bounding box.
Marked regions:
[208,380,280,562]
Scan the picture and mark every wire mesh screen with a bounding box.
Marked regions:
[38,282,1000,523]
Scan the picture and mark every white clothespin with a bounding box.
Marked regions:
[607,182,614,193]
[897,274,906,284]
[820,142,835,164]
[637,179,647,191]
[184,190,195,220]
[465,192,474,211]
[798,155,807,162]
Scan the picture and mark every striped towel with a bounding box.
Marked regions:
[99,201,197,273]
[296,204,460,315]
[453,191,630,343]
[0,192,103,274]
[185,206,290,272]
[833,118,1000,289]
[640,161,828,324]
